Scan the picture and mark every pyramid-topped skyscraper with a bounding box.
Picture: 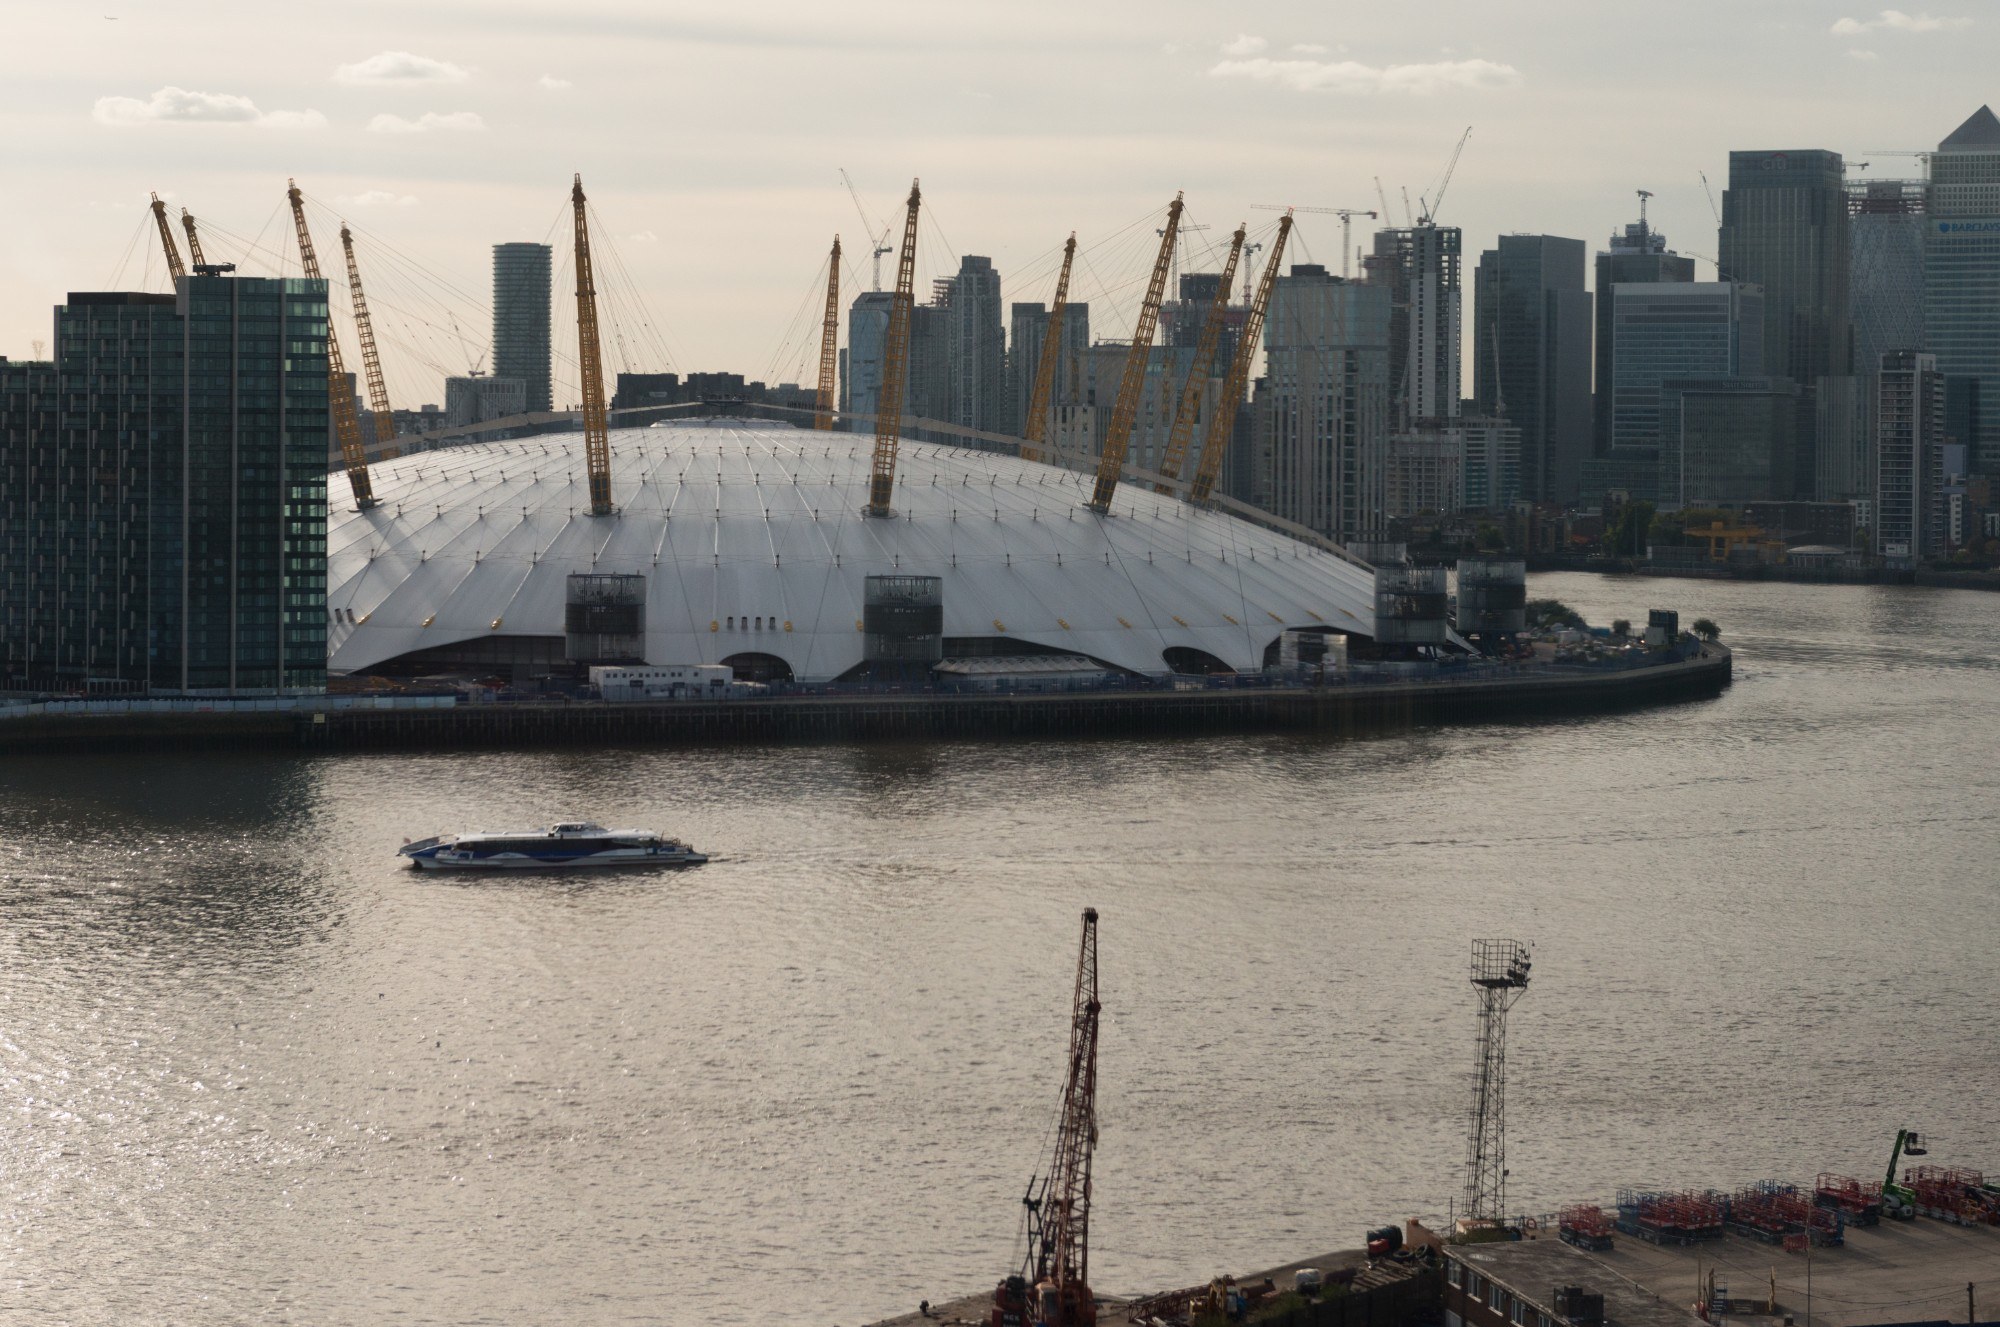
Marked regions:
[1924,105,2000,475]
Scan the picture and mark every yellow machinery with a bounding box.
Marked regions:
[1189,212,1292,505]
[1688,520,1764,562]
[1019,233,1076,465]
[286,180,376,509]
[569,174,614,516]
[179,208,206,268]
[340,224,401,460]
[1155,222,1245,491]
[815,236,841,430]
[867,180,921,517]
[1088,194,1182,514]
[150,193,185,281]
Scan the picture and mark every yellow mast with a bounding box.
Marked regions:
[150,193,185,281]
[286,180,375,510]
[1155,223,1245,491]
[1088,193,1182,514]
[178,208,206,268]
[570,174,614,516]
[1190,213,1292,505]
[1019,233,1076,465]
[815,235,841,430]
[340,224,400,458]
[867,180,921,517]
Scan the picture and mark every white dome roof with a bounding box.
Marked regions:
[326,422,1379,681]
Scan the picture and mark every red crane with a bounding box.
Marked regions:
[995,908,1101,1327]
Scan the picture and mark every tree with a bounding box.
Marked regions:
[1611,618,1632,638]
[1525,598,1586,630]
[1606,502,1655,558]
[1475,523,1506,552]
[1690,617,1721,641]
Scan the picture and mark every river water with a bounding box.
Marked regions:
[2,574,1996,1326]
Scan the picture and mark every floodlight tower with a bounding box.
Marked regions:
[1463,939,1532,1223]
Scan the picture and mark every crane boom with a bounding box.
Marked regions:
[286,180,376,510]
[1088,193,1183,514]
[1019,233,1076,465]
[339,224,399,455]
[150,193,185,282]
[840,168,894,291]
[867,180,922,517]
[1190,212,1292,505]
[815,235,841,431]
[1422,126,1473,225]
[1020,908,1101,1327]
[570,174,615,516]
[179,208,206,269]
[1155,223,1245,490]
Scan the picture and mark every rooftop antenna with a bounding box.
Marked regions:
[1636,189,1654,240]
[1464,939,1532,1224]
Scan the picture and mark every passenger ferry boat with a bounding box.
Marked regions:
[398,822,707,870]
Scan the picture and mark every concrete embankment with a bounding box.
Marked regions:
[0,647,1730,755]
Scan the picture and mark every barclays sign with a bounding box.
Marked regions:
[1937,220,2000,234]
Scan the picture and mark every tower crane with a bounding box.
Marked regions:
[867,179,922,517]
[1635,189,1654,240]
[1088,192,1183,514]
[840,168,895,292]
[1252,205,1377,278]
[1019,233,1076,465]
[179,208,207,269]
[150,193,185,282]
[1374,177,1394,226]
[340,224,401,460]
[1189,212,1292,505]
[1699,171,1721,225]
[1156,223,1245,491]
[1419,126,1472,226]
[993,908,1102,1327]
[286,180,376,510]
[815,235,841,430]
[570,174,615,516]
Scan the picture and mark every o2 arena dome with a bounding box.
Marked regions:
[325,420,1381,684]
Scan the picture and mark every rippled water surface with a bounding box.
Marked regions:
[3,575,1997,1326]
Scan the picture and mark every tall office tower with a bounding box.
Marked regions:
[1718,149,1852,383]
[947,256,1006,433]
[1007,300,1091,448]
[1657,377,1805,509]
[1473,235,1592,503]
[492,243,552,414]
[0,276,328,694]
[1367,225,1462,426]
[1594,212,1696,452]
[1924,105,2000,474]
[1875,349,1947,561]
[1253,264,1392,542]
[842,290,950,430]
[1849,179,1929,379]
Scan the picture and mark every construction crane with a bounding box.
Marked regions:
[1189,211,1291,505]
[340,224,400,460]
[1881,1128,1928,1221]
[1240,240,1263,303]
[1374,177,1394,227]
[1155,223,1245,491]
[1699,171,1722,224]
[814,235,841,431]
[1419,126,1472,226]
[840,168,894,292]
[569,174,615,516]
[995,908,1102,1327]
[286,180,376,510]
[867,179,922,517]
[149,193,185,282]
[1252,205,1376,278]
[178,208,207,269]
[1088,192,1183,514]
[1635,189,1654,239]
[1019,233,1076,465]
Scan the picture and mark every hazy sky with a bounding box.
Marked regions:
[2,0,1992,408]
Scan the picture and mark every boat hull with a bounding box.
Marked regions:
[407,849,708,870]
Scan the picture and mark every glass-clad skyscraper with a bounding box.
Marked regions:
[0,275,327,694]
[1718,149,1852,383]
[493,242,553,414]
[1924,105,2000,474]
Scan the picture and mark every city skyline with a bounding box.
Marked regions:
[2,0,1992,409]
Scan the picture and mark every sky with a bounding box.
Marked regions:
[1,0,1993,409]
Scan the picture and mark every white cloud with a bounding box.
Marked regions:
[1290,43,1330,55]
[336,190,419,208]
[1830,10,1970,35]
[367,110,486,134]
[538,75,573,90]
[93,86,325,128]
[336,51,469,84]
[1209,56,1520,95]
[1846,47,1882,59]
[1220,33,1267,56]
